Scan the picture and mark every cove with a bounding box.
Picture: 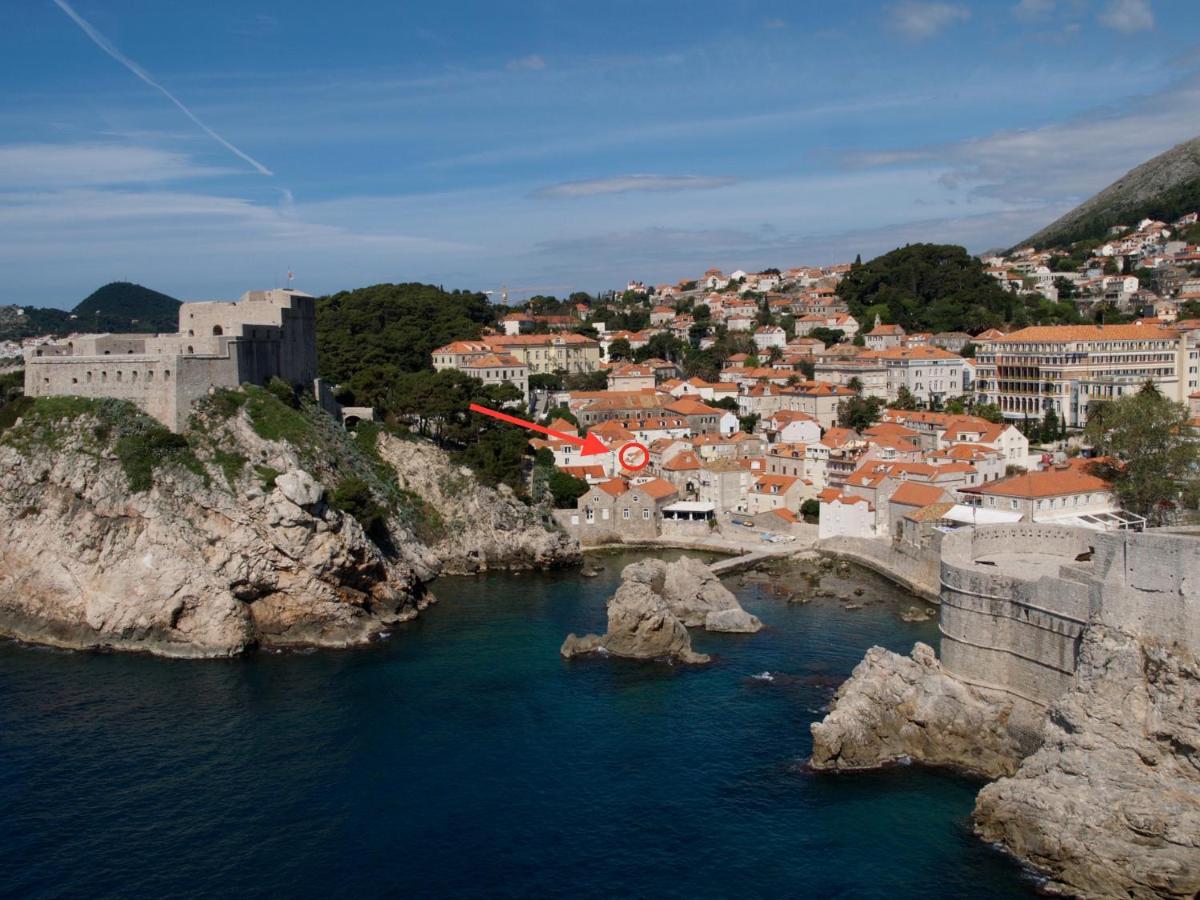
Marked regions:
[0,552,1034,898]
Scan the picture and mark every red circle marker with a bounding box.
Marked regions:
[619,441,649,472]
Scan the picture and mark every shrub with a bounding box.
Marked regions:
[266,376,300,409]
[800,499,820,522]
[329,476,387,537]
[114,423,203,492]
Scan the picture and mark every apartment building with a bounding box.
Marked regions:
[972,323,1192,427]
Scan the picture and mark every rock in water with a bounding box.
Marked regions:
[809,642,1024,778]
[659,555,762,633]
[972,626,1200,899]
[560,559,710,664]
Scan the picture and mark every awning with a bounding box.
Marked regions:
[942,504,1024,525]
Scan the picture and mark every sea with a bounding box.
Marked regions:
[0,551,1035,898]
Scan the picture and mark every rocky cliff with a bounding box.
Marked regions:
[0,389,578,657]
[973,627,1200,899]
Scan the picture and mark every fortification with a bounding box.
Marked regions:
[939,525,1200,707]
[23,289,317,432]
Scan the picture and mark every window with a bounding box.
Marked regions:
[585,507,594,523]
[1010,499,1019,509]
[163,370,170,380]
[623,508,631,519]
[643,509,651,520]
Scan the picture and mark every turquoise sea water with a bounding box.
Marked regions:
[0,553,1034,898]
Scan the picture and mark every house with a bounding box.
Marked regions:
[650,305,676,326]
[886,481,954,536]
[957,461,1117,524]
[863,322,905,350]
[876,345,965,406]
[661,449,703,495]
[762,409,821,445]
[753,326,787,351]
[459,353,530,400]
[664,396,735,435]
[607,363,657,392]
[747,474,809,515]
[817,488,875,539]
[564,477,679,543]
[696,458,754,512]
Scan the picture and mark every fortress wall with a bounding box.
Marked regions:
[938,525,1200,707]
[1089,532,1200,649]
[24,354,183,430]
[817,535,941,601]
[939,526,1094,706]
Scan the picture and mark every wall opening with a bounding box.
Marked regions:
[212,325,224,336]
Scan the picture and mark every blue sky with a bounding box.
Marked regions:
[3,0,1199,306]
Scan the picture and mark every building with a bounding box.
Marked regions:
[863,322,905,350]
[753,326,787,351]
[459,353,529,400]
[957,461,1117,524]
[607,363,657,392]
[747,473,808,515]
[972,322,1191,427]
[24,288,318,432]
[877,345,966,405]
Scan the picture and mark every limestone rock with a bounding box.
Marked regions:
[809,642,1024,778]
[375,434,580,574]
[274,469,324,508]
[659,554,760,631]
[704,607,762,633]
[973,626,1200,899]
[561,559,709,664]
[0,405,575,658]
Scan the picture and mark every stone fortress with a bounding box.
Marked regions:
[938,524,1199,709]
[23,289,318,432]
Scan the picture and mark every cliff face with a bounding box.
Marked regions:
[973,627,1200,899]
[0,391,578,657]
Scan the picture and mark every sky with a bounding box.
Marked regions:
[3,0,1200,307]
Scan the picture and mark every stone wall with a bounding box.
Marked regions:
[817,535,941,601]
[937,525,1200,708]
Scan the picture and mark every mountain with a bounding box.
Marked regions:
[71,282,180,333]
[0,282,180,343]
[1019,136,1200,249]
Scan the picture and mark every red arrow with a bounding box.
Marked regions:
[469,403,609,456]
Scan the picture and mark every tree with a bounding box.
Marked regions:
[529,373,562,392]
[838,395,885,431]
[564,371,607,391]
[972,403,1004,423]
[1052,277,1077,300]
[767,345,784,363]
[547,470,589,508]
[892,386,919,410]
[738,413,759,434]
[808,327,845,348]
[800,498,820,522]
[1040,407,1059,444]
[796,358,816,379]
[608,338,633,361]
[847,376,864,395]
[1085,382,1200,522]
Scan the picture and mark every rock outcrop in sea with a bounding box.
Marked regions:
[809,642,1023,778]
[560,556,760,664]
[0,389,579,657]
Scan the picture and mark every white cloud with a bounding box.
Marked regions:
[534,175,739,199]
[0,144,232,189]
[506,54,546,71]
[764,18,788,29]
[844,73,1200,207]
[888,2,970,39]
[1098,0,1155,32]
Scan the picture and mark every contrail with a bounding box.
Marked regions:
[51,0,273,176]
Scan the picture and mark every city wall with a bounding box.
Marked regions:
[938,525,1200,708]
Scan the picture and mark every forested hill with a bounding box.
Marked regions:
[836,243,1077,333]
[315,282,495,384]
[0,281,179,342]
[72,282,180,333]
[1017,136,1200,250]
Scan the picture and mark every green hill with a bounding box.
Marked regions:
[1018,136,1200,250]
[71,282,180,333]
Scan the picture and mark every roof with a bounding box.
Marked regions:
[991,323,1179,343]
[876,346,964,361]
[634,478,678,500]
[970,465,1112,499]
[663,450,702,471]
[461,353,526,369]
[904,501,956,523]
[752,474,799,493]
[890,482,951,508]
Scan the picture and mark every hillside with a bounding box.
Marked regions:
[71,281,180,333]
[1019,136,1200,249]
[0,281,179,342]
